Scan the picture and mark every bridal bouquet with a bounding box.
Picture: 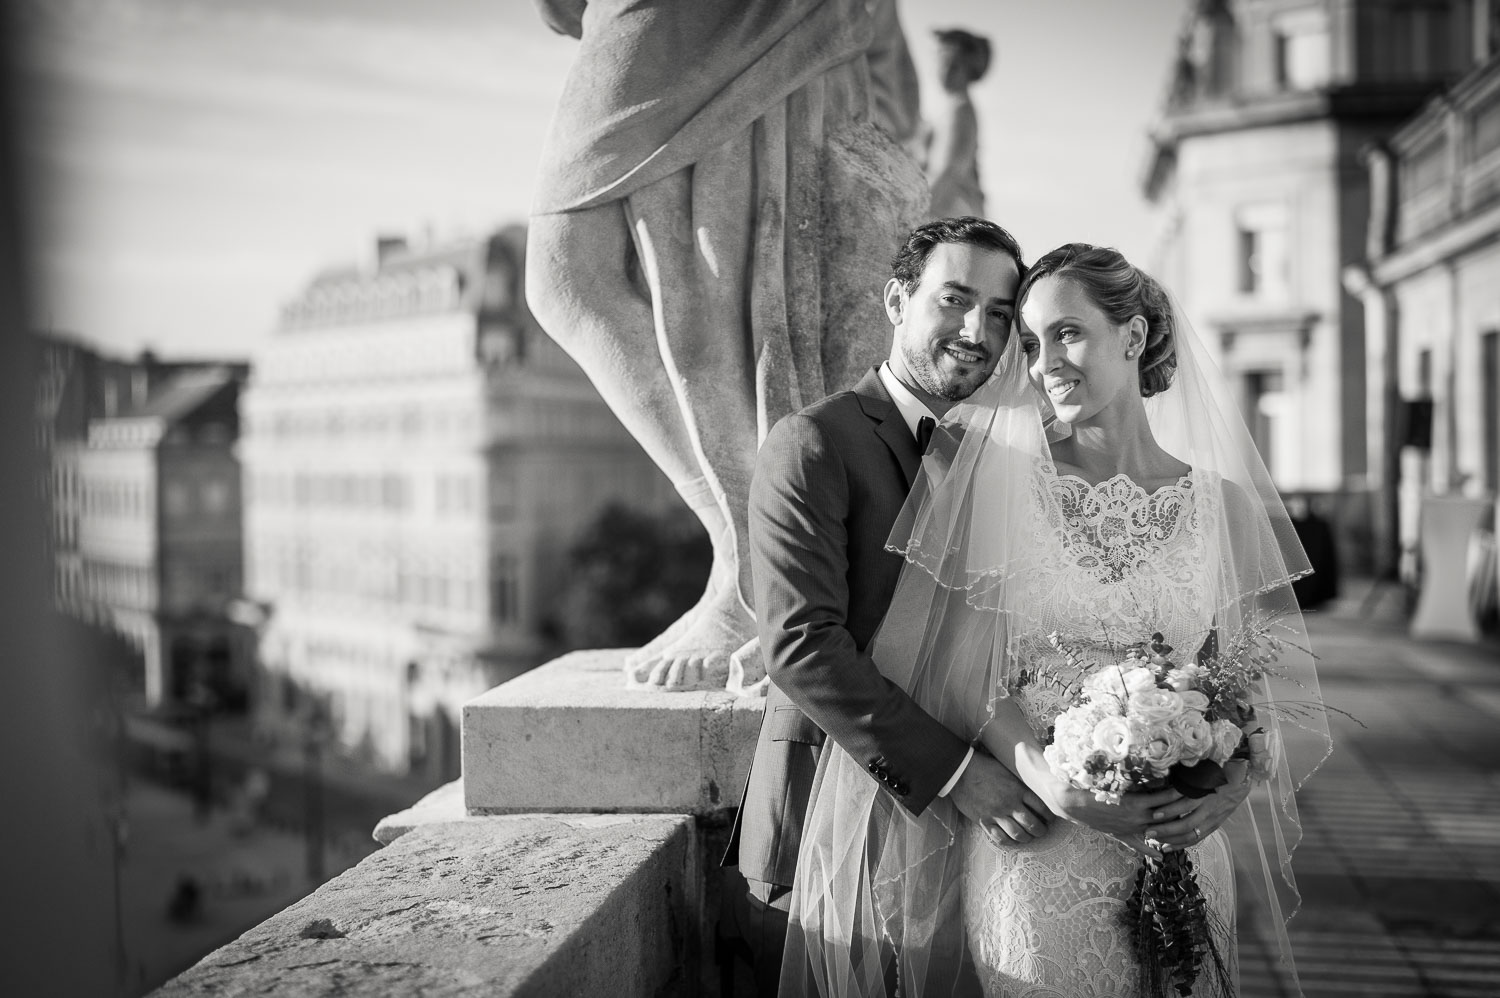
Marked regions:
[1039,629,1282,997]
[1043,633,1275,807]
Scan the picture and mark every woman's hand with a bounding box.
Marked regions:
[979,696,1177,853]
[1146,761,1252,851]
[1046,779,1183,841]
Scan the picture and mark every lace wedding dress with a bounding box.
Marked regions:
[960,465,1237,997]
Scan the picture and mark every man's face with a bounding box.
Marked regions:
[886,242,1020,405]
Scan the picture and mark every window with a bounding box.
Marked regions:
[490,554,519,624]
[381,474,408,512]
[1474,92,1500,162]
[1405,137,1447,196]
[1390,3,1456,79]
[1237,229,1259,294]
[1273,9,1330,91]
[1234,204,1288,298]
[490,469,516,522]
[453,474,473,515]
[1245,370,1285,474]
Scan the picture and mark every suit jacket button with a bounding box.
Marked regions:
[868,761,882,775]
[894,782,909,796]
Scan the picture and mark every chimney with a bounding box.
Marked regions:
[376,234,408,267]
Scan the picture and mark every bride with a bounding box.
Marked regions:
[781,244,1331,997]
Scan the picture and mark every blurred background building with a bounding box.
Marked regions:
[238,225,675,780]
[1355,41,1500,609]
[1143,0,1496,577]
[38,336,251,710]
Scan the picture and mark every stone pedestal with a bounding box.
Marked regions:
[461,649,764,815]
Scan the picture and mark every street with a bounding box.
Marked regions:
[1240,582,1500,997]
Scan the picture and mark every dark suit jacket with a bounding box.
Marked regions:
[727,368,970,888]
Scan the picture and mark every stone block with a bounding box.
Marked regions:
[152,814,698,998]
[462,649,764,815]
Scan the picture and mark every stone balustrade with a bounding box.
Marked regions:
[149,649,765,997]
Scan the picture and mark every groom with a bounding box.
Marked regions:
[724,217,1051,992]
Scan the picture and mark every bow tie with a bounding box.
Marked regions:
[916,415,935,453]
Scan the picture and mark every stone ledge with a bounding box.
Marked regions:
[462,649,764,815]
[372,778,465,845]
[152,814,699,998]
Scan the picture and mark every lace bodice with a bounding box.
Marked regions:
[963,466,1237,997]
[1010,467,1220,734]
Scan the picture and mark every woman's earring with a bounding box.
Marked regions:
[1126,349,1136,359]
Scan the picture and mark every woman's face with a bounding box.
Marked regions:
[1016,275,1141,426]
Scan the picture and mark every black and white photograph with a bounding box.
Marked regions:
[3,1,1499,996]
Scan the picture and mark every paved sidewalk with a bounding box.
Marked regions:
[1240,581,1500,997]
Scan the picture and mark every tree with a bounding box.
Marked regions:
[556,503,712,649]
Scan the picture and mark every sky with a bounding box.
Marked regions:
[15,0,1186,359]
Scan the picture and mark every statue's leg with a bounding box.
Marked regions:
[615,138,764,689]
[526,204,697,484]
[526,200,755,689]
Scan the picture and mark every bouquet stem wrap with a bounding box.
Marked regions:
[1125,850,1232,998]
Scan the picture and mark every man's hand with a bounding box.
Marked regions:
[1146,765,1253,851]
[948,749,1054,845]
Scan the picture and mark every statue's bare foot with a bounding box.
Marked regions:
[625,563,754,691]
[625,596,699,670]
[726,637,769,697]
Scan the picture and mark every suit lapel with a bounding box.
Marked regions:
[852,367,921,489]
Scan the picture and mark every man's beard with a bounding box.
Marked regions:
[905,343,985,402]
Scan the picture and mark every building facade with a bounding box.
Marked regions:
[240,227,674,778]
[56,364,250,707]
[1143,0,1484,571]
[1355,43,1500,577]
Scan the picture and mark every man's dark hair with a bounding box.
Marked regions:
[891,216,1025,294]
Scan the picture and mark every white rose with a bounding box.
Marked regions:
[1170,711,1214,765]
[1164,664,1202,691]
[1136,722,1183,777]
[1211,718,1244,763]
[1122,666,1158,695]
[1053,709,1096,747]
[1178,690,1210,713]
[1084,667,1128,701]
[1091,715,1134,762]
[1129,688,1185,725]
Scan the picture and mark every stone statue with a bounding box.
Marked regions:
[924,28,991,219]
[525,0,928,692]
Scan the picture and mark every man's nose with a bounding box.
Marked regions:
[965,305,997,344]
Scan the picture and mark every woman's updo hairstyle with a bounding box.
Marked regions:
[1015,243,1178,397]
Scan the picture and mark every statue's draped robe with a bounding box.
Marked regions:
[532,0,873,469]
